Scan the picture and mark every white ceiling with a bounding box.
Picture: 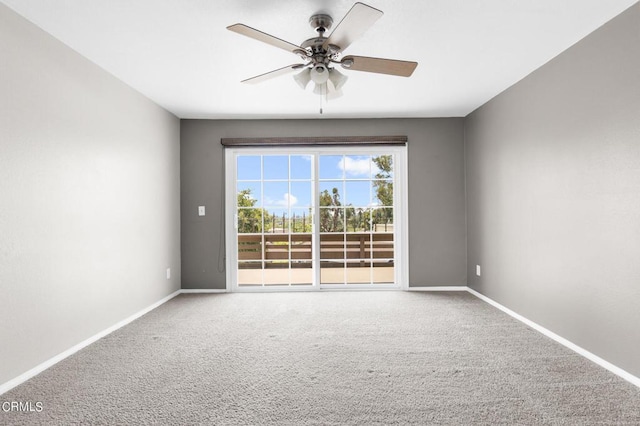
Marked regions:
[2,0,638,119]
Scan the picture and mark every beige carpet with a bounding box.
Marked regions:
[2,291,640,425]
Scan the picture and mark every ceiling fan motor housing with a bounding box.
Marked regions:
[302,13,340,68]
[301,36,333,69]
[314,64,327,74]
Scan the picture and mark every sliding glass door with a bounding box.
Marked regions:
[235,154,314,287]
[318,154,395,286]
[226,146,407,291]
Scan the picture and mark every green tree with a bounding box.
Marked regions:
[372,155,393,207]
[347,207,372,232]
[291,210,313,233]
[237,189,264,233]
[319,187,343,232]
[372,155,393,230]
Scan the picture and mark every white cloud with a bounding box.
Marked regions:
[338,157,380,177]
[265,193,298,207]
[283,193,298,206]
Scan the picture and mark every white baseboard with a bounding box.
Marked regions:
[408,286,468,291]
[180,289,227,294]
[0,290,181,396]
[466,287,640,389]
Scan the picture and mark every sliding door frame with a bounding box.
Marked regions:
[225,145,409,292]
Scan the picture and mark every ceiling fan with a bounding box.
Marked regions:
[227,2,418,100]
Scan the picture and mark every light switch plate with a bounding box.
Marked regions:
[198,206,205,216]
[476,265,481,277]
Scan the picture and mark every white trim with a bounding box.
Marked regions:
[233,286,317,293]
[396,146,410,290]
[233,285,401,293]
[180,289,228,294]
[408,286,468,291]
[319,284,400,290]
[0,290,180,396]
[466,287,640,389]
[224,149,235,292]
[312,153,320,289]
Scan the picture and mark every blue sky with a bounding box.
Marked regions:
[237,155,392,209]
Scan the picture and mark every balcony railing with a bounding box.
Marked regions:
[238,232,394,268]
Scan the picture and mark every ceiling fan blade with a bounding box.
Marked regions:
[241,64,307,84]
[341,55,418,77]
[324,3,383,52]
[227,24,303,53]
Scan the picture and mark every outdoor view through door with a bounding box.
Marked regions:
[227,146,406,290]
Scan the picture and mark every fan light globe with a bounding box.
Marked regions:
[293,68,311,89]
[328,68,348,91]
[310,65,329,84]
[326,79,344,100]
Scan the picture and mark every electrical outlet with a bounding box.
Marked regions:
[476,265,481,277]
[198,206,205,216]
[166,268,171,280]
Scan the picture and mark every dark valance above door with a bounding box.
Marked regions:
[220,135,407,147]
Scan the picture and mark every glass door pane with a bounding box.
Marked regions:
[318,154,395,286]
[370,155,395,284]
[236,154,313,288]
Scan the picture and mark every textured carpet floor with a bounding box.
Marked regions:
[2,291,640,425]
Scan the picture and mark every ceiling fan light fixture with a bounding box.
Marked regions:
[293,68,312,89]
[228,3,418,103]
[310,65,329,84]
[328,68,348,91]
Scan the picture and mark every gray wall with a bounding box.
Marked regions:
[466,4,640,377]
[0,4,181,385]
[181,118,466,289]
